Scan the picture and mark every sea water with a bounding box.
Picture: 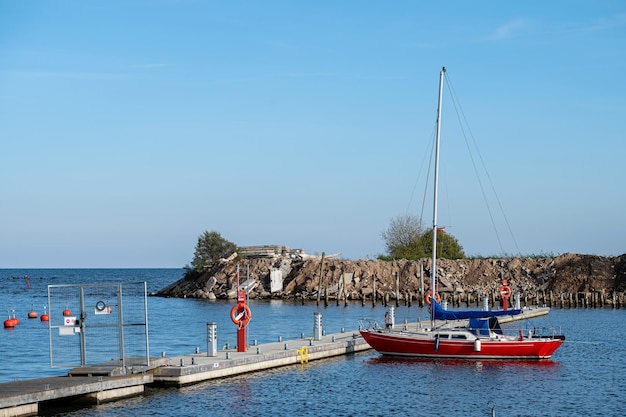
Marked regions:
[0,269,624,416]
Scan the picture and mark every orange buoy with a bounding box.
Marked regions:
[41,306,49,322]
[28,304,38,319]
[9,310,20,326]
[4,311,16,328]
[63,309,72,316]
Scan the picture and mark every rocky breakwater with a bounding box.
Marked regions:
[156,253,626,308]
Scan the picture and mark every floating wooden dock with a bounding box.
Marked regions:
[0,308,549,416]
[153,330,367,387]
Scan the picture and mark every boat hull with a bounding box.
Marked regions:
[360,329,563,360]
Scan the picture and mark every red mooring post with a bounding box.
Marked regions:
[230,265,252,352]
[500,279,511,311]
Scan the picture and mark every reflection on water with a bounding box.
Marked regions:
[366,355,562,370]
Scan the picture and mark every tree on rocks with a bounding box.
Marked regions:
[192,230,237,271]
[380,214,465,260]
[380,214,426,260]
[417,229,465,259]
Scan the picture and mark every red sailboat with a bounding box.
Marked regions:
[360,304,564,360]
[360,67,564,360]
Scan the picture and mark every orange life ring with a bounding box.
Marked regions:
[425,290,441,305]
[230,304,252,326]
[499,285,511,298]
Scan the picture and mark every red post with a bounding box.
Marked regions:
[230,265,252,353]
[500,280,511,311]
[236,290,248,352]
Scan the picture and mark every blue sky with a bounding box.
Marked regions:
[1,1,625,267]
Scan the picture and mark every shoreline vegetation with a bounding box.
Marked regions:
[157,251,626,308]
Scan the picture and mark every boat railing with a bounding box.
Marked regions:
[522,325,565,340]
[359,318,382,331]
[359,318,418,332]
[467,324,565,340]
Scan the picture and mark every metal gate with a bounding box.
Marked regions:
[47,282,149,371]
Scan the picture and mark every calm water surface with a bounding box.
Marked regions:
[1,269,624,416]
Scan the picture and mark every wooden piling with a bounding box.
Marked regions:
[568,292,573,308]
[372,278,377,307]
[395,272,399,308]
[316,252,325,307]
[549,291,553,307]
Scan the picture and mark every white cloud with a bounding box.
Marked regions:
[484,18,530,41]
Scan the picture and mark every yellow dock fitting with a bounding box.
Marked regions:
[297,346,309,364]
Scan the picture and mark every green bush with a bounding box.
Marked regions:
[192,230,237,271]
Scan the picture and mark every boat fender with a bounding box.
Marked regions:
[474,338,481,352]
[434,335,440,351]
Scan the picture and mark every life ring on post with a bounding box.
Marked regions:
[230,304,252,326]
[425,290,441,305]
[499,285,511,298]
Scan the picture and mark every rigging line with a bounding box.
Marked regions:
[445,72,522,256]
[419,125,437,225]
[443,161,452,231]
[405,121,438,224]
[443,71,505,253]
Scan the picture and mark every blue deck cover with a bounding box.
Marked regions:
[468,316,504,335]
[432,300,521,321]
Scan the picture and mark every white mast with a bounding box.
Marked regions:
[431,67,445,324]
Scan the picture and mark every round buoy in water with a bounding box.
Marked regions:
[62,309,72,316]
[28,304,38,319]
[41,314,49,322]
[12,317,20,325]
[4,319,15,328]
